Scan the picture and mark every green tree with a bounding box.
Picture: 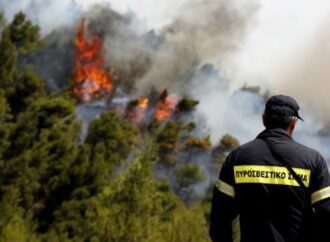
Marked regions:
[0,96,80,231]
[85,110,138,180]
[220,134,240,150]
[39,111,139,240]
[184,136,212,150]
[212,134,240,170]
[48,143,166,241]
[159,205,210,242]
[0,12,44,117]
[0,90,11,160]
[8,12,42,54]
[0,12,5,34]
[8,68,45,116]
[175,164,205,188]
[0,89,10,120]
[0,27,17,94]
[88,146,164,242]
[156,121,182,166]
[0,187,40,242]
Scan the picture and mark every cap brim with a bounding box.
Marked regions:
[297,115,304,121]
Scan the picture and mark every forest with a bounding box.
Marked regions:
[0,11,241,242]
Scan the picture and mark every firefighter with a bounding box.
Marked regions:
[210,95,330,242]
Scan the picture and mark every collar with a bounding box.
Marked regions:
[256,128,293,141]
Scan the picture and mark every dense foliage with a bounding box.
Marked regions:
[0,12,239,242]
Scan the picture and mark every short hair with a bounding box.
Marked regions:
[263,114,294,130]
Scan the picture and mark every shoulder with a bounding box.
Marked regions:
[290,139,327,171]
[225,139,263,163]
[291,140,324,161]
[292,139,319,154]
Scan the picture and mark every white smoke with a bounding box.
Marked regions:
[0,0,81,35]
[228,0,330,120]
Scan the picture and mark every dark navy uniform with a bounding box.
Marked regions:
[210,128,330,242]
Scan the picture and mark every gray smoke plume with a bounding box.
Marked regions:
[273,17,330,123]
[136,0,258,95]
[256,17,330,164]
[77,1,258,95]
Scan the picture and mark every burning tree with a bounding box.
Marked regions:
[72,20,112,101]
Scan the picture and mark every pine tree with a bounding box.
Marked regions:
[85,110,138,185]
[0,187,40,242]
[0,96,80,231]
[50,142,180,242]
[0,90,11,160]
[0,27,17,94]
[156,121,182,166]
[0,12,45,117]
[0,12,5,34]
[8,12,42,54]
[8,68,45,116]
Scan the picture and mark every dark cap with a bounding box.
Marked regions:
[265,95,303,121]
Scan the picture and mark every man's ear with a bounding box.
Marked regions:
[262,114,266,128]
[288,117,298,135]
[262,114,267,128]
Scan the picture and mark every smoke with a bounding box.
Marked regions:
[137,0,258,94]
[75,0,258,96]
[273,17,330,122]
[226,1,330,147]
[0,0,81,35]
[82,6,151,91]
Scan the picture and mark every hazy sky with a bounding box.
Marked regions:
[230,0,330,86]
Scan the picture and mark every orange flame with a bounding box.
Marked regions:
[126,97,149,123]
[138,97,149,109]
[72,20,112,101]
[154,96,178,121]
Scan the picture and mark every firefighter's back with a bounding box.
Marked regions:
[230,128,321,242]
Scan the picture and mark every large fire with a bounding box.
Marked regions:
[72,21,183,124]
[72,20,112,101]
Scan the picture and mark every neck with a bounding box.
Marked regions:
[287,128,293,136]
[265,127,293,136]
